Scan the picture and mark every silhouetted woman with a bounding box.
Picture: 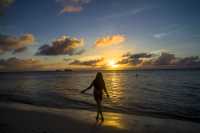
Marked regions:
[81,72,109,121]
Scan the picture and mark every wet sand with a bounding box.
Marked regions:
[0,102,200,133]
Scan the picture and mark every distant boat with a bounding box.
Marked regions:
[55,69,62,72]
[64,69,72,72]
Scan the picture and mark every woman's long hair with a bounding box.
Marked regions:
[93,72,105,90]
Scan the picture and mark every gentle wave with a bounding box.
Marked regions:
[0,70,200,123]
[1,92,200,123]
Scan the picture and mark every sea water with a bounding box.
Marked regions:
[0,70,200,122]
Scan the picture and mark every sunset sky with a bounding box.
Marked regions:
[0,0,200,71]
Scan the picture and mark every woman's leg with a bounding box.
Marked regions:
[96,101,100,120]
[97,100,104,121]
[96,99,104,121]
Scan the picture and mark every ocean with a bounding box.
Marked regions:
[0,70,200,122]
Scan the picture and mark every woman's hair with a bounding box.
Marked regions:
[96,72,103,79]
[94,72,105,90]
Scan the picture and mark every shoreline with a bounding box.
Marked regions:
[1,95,200,124]
[1,102,200,133]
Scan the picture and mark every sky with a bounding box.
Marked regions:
[0,0,200,71]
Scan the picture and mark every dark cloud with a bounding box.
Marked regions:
[152,53,200,68]
[177,56,200,67]
[0,57,77,72]
[123,52,153,58]
[0,33,36,54]
[118,52,154,65]
[117,58,129,65]
[13,47,27,54]
[154,52,176,65]
[131,53,153,58]
[0,0,14,15]
[69,58,104,66]
[36,35,84,56]
[0,57,43,71]
[118,52,200,69]
[0,0,14,7]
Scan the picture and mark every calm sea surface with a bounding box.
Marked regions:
[0,70,200,122]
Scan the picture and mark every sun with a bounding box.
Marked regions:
[108,59,118,68]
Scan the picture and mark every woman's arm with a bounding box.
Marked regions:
[103,84,110,97]
[81,81,93,93]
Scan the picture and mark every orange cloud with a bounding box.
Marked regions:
[94,34,126,47]
[57,0,91,14]
[59,6,82,14]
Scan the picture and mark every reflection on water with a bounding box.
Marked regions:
[103,112,126,129]
[1,71,200,121]
[105,73,124,105]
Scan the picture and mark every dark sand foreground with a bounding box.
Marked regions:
[0,102,200,133]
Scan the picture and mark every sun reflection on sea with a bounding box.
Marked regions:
[103,112,127,129]
[101,73,127,129]
[105,72,124,105]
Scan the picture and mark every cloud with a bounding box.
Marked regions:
[152,53,200,68]
[118,52,154,65]
[154,52,176,65]
[37,35,84,56]
[118,52,200,69]
[153,33,168,39]
[57,0,91,14]
[128,53,153,59]
[177,56,200,67]
[101,6,155,20]
[94,34,126,48]
[0,57,43,71]
[13,47,27,54]
[0,57,85,72]
[0,0,14,9]
[60,6,82,14]
[69,58,104,66]
[153,24,180,39]
[0,0,14,15]
[0,33,36,54]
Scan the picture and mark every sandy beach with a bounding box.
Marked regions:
[0,102,200,133]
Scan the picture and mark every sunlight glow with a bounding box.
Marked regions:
[108,59,118,68]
